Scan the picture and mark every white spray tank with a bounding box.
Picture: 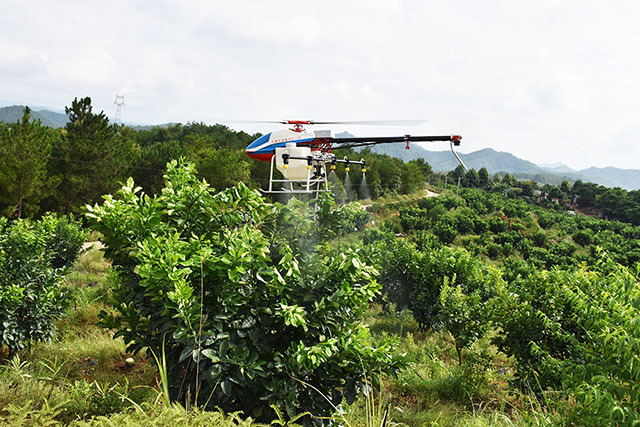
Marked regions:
[275,143,312,180]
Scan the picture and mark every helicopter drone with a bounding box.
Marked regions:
[245,120,467,194]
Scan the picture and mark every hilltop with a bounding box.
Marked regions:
[0,105,68,128]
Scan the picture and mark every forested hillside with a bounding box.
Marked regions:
[0,100,434,218]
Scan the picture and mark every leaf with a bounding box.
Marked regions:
[201,348,220,363]
[220,379,231,395]
[219,340,229,359]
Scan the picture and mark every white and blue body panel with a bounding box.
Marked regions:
[245,129,332,161]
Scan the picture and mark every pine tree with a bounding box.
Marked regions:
[0,107,60,217]
[55,97,138,213]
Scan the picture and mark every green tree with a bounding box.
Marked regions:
[463,169,479,188]
[88,160,398,422]
[54,97,137,213]
[0,107,61,217]
[478,167,490,188]
[185,135,253,190]
[501,173,514,185]
[449,165,466,182]
[0,215,84,354]
[560,179,572,195]
[438,282,491,365]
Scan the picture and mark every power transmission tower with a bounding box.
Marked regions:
[113,94,125,124]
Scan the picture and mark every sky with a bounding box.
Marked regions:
[2,0,640,170]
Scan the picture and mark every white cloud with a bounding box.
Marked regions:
[3,0,640,169]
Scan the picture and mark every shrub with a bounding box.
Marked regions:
[368,238,424,312]
[492,268,587,390]
[316,195,370,238]
[537,211,556,229]
[87,161,398,422]
[438,282,492,365]
[455,213,475,234]
[496,259,640,424]
[433,215,458,244]
[410,246,497,329]
[399,207,429,231]
[35,213,88,269]
[473,218,489,234]
[0,218,69,353]
[572,229,593,246]
[486,243,501,259]
[532,230,547,247]
[488,217,507,233]
[551,262,640,424]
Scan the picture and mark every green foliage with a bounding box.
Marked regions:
[492,268,588,390]
[496,259,640,424]
[0,217,72,352]
[366,238,423,312]
[35,213,88,269]
[53,97,138,214]
[409,246,497,329]
[572,229,593,246]
[87,160,398,422]
[536,211,556,229]
[438,281,491,365]
[0,107,61,217]
[432,215,458,244]
[548,261,640,424]
[316,194,370,239]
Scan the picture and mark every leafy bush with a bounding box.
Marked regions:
[488,217,507,233]
[399,207,429,231]
[410,246,497,329]
[367,238,424,312]
[87,161,398,422]
[438,282,492,365]
[36,213,88,269]
[492,268,588,390]
[532,230,547,247]
[572,229,593,246]
[497,259,640,424]
[486,243,501,260]
[0,217,70,353]
[316,195,370,238]
[548,261,640,424]
[537,211,556,229]
[433,215,458,244]
[454,211,475,234]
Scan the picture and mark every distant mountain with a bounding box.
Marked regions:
[537,162,576,174]
[572,167,640,190]
[347,137,640,190]
[0,105,68,128]
[358,142,546,174]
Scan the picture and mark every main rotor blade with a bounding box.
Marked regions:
[219,119,428,126]
[311,120,427,126]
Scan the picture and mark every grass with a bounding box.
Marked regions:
[353,305,554,426]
